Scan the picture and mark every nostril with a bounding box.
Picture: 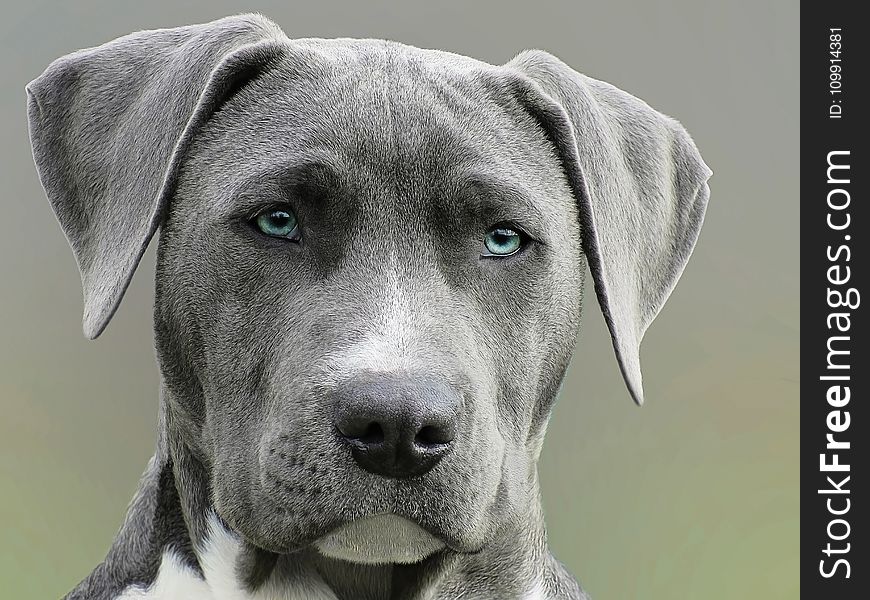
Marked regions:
[415,424,453,448]
[359,422,384,445]
[336,418,385,446]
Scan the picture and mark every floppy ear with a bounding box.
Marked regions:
[504,50,712,405]
[26,14,288,339]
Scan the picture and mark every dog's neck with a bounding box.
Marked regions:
[68,398,584,599]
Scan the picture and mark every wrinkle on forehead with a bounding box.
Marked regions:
[188,38,573,226]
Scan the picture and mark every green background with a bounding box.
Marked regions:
[0,1,798,598]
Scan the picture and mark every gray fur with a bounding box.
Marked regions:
[26,13,710,600]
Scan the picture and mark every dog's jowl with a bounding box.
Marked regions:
[27,14,711,600]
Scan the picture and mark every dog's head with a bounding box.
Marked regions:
[27,15,710,563]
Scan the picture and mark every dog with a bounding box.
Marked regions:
[26,13,711,600]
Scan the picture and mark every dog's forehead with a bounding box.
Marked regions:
[185,38,570,219]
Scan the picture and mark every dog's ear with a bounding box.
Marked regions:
[26,14,288,339]
[504,50,712,405]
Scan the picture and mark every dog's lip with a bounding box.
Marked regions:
[311,513,448,564]
[251,481,488,556]
[313,511,459,550]
[243,509,474,557]
[329,513,489,556]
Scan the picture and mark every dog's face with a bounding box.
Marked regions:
[156,47,584,558]
[27,15,710,566]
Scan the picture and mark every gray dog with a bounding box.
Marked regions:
[27,13,710,600]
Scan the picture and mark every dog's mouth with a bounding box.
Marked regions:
[312,513,447,564]
[247,465,495,559]
[231,510,475,565]
[235,487,480,560]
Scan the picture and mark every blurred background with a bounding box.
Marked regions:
[0,1,798,598]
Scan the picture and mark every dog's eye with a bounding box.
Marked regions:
[253,208,300,241]
[482,226,525,257]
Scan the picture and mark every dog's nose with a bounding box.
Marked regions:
[333,375,461,478]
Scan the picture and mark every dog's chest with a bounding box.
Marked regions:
[110,514,551,600]
[111,546,551,600]
[113,524,338,600]
[113,552,338,600]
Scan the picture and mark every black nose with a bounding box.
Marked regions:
[333,375,461,478]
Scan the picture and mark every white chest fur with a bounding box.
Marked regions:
[114,515,337,600]
[113,514,549,600]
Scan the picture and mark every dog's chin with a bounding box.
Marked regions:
[313,514,447,565]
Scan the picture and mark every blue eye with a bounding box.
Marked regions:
[483,226,524,257]
[254,208,300,240]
